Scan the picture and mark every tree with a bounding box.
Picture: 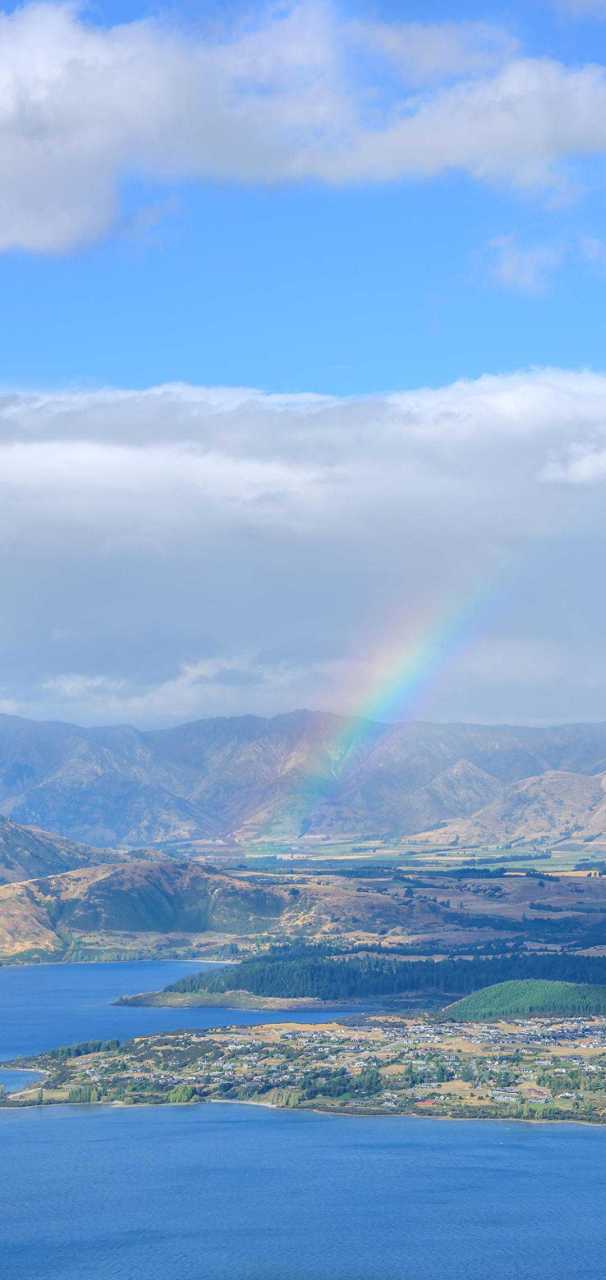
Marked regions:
[168,1084,196,1104]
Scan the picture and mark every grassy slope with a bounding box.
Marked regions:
[0,815,104,886]
[446,978,606,1020]
[117,989,321,1010]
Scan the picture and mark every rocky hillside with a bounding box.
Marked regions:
[0,814,106,885]
[2,711,606,847]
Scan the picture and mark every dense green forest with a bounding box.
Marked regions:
[447,979,606,1020]
[165,951,606,1002]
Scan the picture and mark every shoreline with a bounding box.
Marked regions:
[2,1091,606,1129]
[0,954,230,970]
[212,1098,606,1129]
[116,989,335,1012]
[115,988,447,1014]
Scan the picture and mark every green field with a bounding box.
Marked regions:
[446,978,606,1021]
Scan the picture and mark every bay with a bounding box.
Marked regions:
[1,961,606,1280]
[0,959,350,1063]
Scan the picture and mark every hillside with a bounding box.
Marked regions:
[3,859,606,962]
[413,771,606,850]
[0,814,105,885]
[446,979,606,1020]
[0,860,290,960]
[3,711,606,846]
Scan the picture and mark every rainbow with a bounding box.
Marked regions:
[299,581,500,821]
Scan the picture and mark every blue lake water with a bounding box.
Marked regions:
[1,961,606,1279]
[0,1067,41,1092]
[3,1103,606,1280]
[0,959,352,1063]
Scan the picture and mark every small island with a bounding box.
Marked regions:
[8,980,606,1124]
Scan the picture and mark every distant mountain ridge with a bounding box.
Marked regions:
[412,770,606,849]
[2,710,606,848]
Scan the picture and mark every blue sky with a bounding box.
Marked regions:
[2,1,606,727]
[7,172,606,394]
[1,0,605,393]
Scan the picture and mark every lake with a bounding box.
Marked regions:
[1,961,606,1280]
[0,959,353,1064]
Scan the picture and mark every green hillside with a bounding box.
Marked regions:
[446,979,606,1021]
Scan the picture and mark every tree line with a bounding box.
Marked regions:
[166,952,606,1002]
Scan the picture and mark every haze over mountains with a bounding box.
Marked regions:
[1,710,606,852]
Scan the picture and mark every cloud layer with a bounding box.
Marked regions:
[1,369,606,726]
[3,2,606,250]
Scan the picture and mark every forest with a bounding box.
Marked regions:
[165,950,606,1002]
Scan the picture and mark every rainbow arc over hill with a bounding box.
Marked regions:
[301,584,497,810]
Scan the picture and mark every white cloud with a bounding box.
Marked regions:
[347,19,518,86]
[540,443,606,483]
[44,673,127,699]
[486,231,606,292]
[489,235,565,293]
[2,4,606,249]
[2,370,606,724]
[38,653,352,725]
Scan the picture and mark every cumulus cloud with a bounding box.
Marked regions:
[540,443,606,482]
[1,370,606,725]
[2,3,606,249]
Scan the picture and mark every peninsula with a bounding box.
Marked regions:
[9,983,606,1125]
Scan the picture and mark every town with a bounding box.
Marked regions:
[10,1013,606,1124]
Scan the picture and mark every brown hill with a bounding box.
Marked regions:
[0,860,288,959]
[413,771,606,848]
[0,858,427,959]
[3,857,606,962]
[0,814,106,885]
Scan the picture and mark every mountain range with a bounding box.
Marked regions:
[1,710,606,850]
